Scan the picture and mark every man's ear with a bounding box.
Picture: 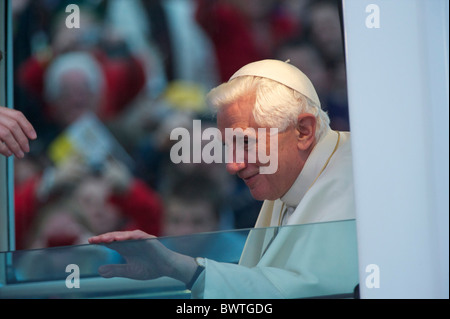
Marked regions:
[296,113,316,151]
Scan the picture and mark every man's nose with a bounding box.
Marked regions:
[226,161,246,175]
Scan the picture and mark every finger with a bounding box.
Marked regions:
[0,117,30,158]
[89,230,154,244]
[9,129,29,156]
[0,108,36,156]
[0,108,37,140]
[88,232,124,244]
[0,140,13,157]
[16,110,37,140]
[0,126,24,158]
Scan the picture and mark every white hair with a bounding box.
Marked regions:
[207,76,330,141]
[44,51,104,102]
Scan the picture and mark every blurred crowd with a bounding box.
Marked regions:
[11,0,350,250]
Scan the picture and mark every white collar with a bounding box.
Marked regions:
[280,129,339,208]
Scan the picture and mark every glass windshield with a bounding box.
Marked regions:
[0,220,358,299]
[11,0,349,252]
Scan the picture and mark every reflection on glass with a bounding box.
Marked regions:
[1,221,358,299]
[12,0,349,253]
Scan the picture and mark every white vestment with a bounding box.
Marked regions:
[191,129,358,298]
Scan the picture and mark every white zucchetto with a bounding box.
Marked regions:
[229,59,321,106]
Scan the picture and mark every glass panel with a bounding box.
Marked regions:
[11,0,349,252]
[1,0,15,253]
[0,220,359,299]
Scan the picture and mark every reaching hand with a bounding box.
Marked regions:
[88,230,198,283]
[0,106,37,158]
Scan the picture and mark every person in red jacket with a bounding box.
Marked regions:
[14,156,163,250]
[195,0,299,82]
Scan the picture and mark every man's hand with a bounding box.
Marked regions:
[88,229,155,244]
[0,106,37,158]
[89,230,198,284]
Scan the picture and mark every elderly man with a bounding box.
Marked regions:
[89,60,357,298]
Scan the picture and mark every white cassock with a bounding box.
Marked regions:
[191,129,359,298]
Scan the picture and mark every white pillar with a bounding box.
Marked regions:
[343,0,449,298]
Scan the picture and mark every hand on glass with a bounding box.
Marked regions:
[0,106,37,158]
[88,230,198,284]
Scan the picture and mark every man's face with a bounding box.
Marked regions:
[50,71,98,127]
[217,94,303,201]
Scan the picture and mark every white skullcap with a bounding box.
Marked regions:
[229,59,321,106]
